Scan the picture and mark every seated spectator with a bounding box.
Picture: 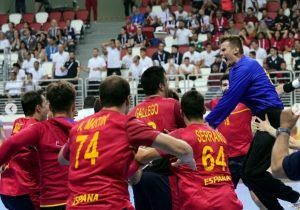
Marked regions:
[187,14,200,32]
[284,31,296,53]
[144,5,158,27]
[139,47,153,70]
[260,9,274,28]
[203,31,219,50]
[257,31,271,52]
[199,43,218,67]
[125,19,137,37]
[22,51,36,72]
[163,58,179,81]
[48,19,59,38]
[0,32,10,52]
[152,42,170,66]
[211,54,227,73]
[239,28,252,46]
[56,29,68,49]
[292,40,300,71]
[183,43,201,65]
[197,9,211,34]
[174,20,192,46]
[206,63,222,94]
[45,36,58,62]
[36,32,48,48]
[129,55,143,80]
[133,27,147,47]
[179,57,196,78]
[75,96,97,121]
[121,47,133,69]
[118,27,131,49]
[35,41,46,62]
[28,61,47,81]
[21,28,37,52]
[165,13,177,36]
[244,7,259,29]
[64,51,81,79]
[5,71,23,98]
[175,4,188,21]
[190,33,204,52]
[291,9,300,29]
[274,8,290,30]
[12,63,26,81]
[266,47,285,73]
[270,30,285,53]
[52,44,70,79]
[131,6,144,26]
[18,41,28,64]
[250,39,267,66]
[282,1,291,18]
[5,22,15,43]
[20,22,36,40]
[211,10,229,35]
[64,19,76,41]
[23,73,39,92]
[11,30,21,52]
[227,20,239,35]
[171,44,183,65]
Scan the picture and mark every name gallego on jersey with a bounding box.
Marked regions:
[135,103,159,119]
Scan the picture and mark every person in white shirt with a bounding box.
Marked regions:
[5,71,23,97]
[175,4,188,21]
[183,43,201,65]
[121,47,133,69]
[174,20,193,45]
[198,9,212,33]
[28,61,47,81]
[52,44,69,79]
[12,63,26,81]
[163,58,179,81]
[21,51,36,73]
[129,55,144,80]
[86,48,107,81]
[199,43,218,67]
[139,47,153,71]
[23,73,39,92]
[0,32,10,51]
[179,57,196,78]
[250,39,267,66]
[75,96,96,121]
[102,39,121,76]
[157,2,171,25]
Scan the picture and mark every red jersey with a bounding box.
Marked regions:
[67,110,159,209]
[169,123,243,210]
[0,117,39,197]
[0,117,74,207]
[206,98,253,157]
[129,96,185,132]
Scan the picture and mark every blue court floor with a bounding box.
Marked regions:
[0,182,300,210]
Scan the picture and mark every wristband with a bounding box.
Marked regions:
[276,127,291,137]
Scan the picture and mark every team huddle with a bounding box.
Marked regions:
[0,35,299,210]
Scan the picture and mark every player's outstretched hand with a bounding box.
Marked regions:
[172,153,197,170]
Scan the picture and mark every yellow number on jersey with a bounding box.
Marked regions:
[74,131,100,169]
[202,145,227,172]
[147,121,157,129]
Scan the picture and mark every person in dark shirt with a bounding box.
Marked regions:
[63,51,80,79]
[170,45,183,65]
[152,43,170,66]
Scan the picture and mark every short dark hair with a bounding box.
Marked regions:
[46,81,75,113]
[220,35,244,55]
[93,98,102,113]
[181,90,205,120]
[140,47,147,52]
[84,96,96,109]
[12,63,20,69]
[167,89,179,101]
[171,45,178,49]
[21,90,44,117]
[220,74,229,83]
[141,66,166,96]
[99,75,130,107]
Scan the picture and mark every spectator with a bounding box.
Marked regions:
[211,54,227,73]
[165,13,177,36]
[183,43,201,65]
[11,30,21,52]
[174,20,192,46]
[270,30,285,53]
[179,57,196,78]
[250,39,267,66]
[129,55,143,80]
[125,19,137,37]
[274,8,290,29]
[133,27,147,47]
[85,0,98,23]
[86,48,106,82]
[13,63,26,81]
[23,73,39,92]
[282,1,291,17]
[123,0,134,17]
[28,61,47,81]
[291,9,300,29]
[56,29,68,49]
[227,20,239,35]
[244,7,259,29]
[52,44,69,79]
[102,39,122,76]
[45,36,58,62]
[5,71,23,98]
[21,28,37,52]
[266,47,285,72]
[18,41,28,64]
[197,9,211,34]
[157,2,171,25]
[35,41,46,62]
[239,28,252,47]
[64,51,81,79]
[36,32,48,48]
[121,47,133,69]
[170,44,183,65]
[187,14,200,31]
[75,96,96,121]
[284,31,296,53]
[257,31,271,52]
[144,5,159,27]
[117,27,131,49]
[64,19,76,41]
[211,10,229,35]
[0,32,10,52]
[175,4,188,21]
[5,22,15,43]
[192,0,204,9]
[139,47,153,70]
[152,43,170,66]
[131,6,144,26]
[48,19,59,38]
[206,63,222,93]
[292,40,300,71]
[163,58,179,81]
[199,42,218,67]
[21,52,36,73]
[20,22,35,40]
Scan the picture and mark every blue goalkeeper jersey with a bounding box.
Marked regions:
[205,56,283,128]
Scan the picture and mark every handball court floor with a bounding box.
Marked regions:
[1,182,300,210]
